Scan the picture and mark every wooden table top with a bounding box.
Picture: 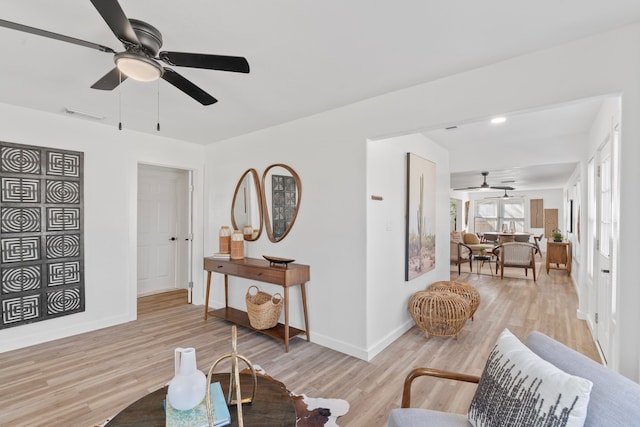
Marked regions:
[106,373,296,426]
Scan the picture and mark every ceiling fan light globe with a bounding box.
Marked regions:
[115,52,163,82]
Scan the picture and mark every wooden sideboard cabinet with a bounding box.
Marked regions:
[203,257,310,352]
[546,241,571,275]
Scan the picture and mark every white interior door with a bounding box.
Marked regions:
[596,136,613,363]
[137,165,189,296]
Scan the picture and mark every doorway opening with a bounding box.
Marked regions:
[137,164,193,302]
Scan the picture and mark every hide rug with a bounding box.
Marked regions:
[96,365,349,427]
[248,365,350,427]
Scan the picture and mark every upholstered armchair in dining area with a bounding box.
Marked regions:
[492,242,538,281]
[450,239,472,274]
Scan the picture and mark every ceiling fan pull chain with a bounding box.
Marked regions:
[118,69,123,131]
[156,79,161,132]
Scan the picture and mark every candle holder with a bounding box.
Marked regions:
[219,226,231,254]
[243,224,253,240]
[230,230,244,259]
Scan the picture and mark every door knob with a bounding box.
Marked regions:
[169,237,176,241]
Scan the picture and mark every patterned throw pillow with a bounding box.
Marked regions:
[468,329,593,427]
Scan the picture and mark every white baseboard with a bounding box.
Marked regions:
[0,312,135,353]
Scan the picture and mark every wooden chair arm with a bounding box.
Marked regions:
[458,242,473,257]
[401,367,481,408]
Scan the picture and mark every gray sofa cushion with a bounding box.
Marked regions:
[388,408,470,427]
[526,331,640,427]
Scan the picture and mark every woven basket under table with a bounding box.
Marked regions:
[427,280,481,321]
[408,290,470,339]
[245,285,283,330]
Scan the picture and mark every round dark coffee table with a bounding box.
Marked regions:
[106,373,296,426]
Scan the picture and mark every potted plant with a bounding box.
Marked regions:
[552,229,563,242]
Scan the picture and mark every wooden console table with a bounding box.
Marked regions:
[546,241,571,275]
[203,257,310,352]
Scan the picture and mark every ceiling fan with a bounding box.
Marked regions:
[0,0,250,105]
[485,189,525,199]
[453,171,515,191]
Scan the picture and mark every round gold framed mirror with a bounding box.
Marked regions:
[231,168,263,241]
[261,164,301,243]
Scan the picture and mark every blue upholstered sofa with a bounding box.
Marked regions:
[388,331,640,426]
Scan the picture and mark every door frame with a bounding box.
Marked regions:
[592,119,621,367]
[136,163,193,301]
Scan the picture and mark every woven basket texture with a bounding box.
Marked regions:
[427,280,481,320]
[246,285,283,330]
[408,290,470,339]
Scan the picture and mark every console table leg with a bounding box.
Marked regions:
[224,274,229,308]
[204,271,212,320]
[300,283,310,342]
[284,287,290,352]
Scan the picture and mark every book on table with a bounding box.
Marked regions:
[211,252,230,259]
[165,382,231,427]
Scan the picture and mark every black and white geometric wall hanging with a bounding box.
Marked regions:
[0,141,84,329]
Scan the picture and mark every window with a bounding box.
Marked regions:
[474,198,525,233]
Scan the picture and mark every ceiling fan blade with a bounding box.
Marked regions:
[161,68,217,105]
[453,186,480,191]
[0,19,115,53]
[90,0,140,46]
[91,67,127,90]
[159,52,250,73]
[490,185,515,191]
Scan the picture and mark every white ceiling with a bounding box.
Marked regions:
[424,97,607,191]
[1,0,640,147]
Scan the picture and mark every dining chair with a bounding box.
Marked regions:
[493,242,538,281]
[450,241,472,275]
[533,233,544,258]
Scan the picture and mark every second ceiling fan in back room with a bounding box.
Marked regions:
[485,189,526,199]
[454,171,515,191]
[0,0,250,106]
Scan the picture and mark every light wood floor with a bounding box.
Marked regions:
[0,264,599,427]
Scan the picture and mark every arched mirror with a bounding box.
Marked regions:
[231,168,263,241]
[261,164,302,243]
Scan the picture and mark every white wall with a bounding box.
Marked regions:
[0,103,206,352]
[366,133,450,359]
[205,121,370,358]
[205,23,640,378]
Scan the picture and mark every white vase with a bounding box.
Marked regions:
[167,347,207,410]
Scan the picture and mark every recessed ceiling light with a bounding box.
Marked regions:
[491,117,506,124]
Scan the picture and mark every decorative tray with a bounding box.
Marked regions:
[263,255,295,267]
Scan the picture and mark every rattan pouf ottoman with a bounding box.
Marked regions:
[408,290,471,339]
[427,280,481,320]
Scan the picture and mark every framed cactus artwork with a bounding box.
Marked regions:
[405,153,436,281]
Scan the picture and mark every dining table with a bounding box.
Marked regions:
[482,232,532,243]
